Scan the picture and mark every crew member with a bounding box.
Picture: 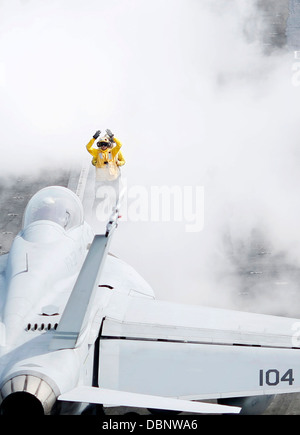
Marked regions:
[86,129,125,181]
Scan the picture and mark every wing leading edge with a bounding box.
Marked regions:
[49,234,112,351]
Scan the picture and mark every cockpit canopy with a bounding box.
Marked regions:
[23,186,84,231]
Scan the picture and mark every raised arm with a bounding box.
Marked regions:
[105,129,123,158]
[86,130,101,157]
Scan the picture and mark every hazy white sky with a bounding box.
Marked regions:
[0,0,299,310]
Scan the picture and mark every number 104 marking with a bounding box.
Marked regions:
[259,369,294,386]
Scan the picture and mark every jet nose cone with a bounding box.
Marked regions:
[0,375,56,415]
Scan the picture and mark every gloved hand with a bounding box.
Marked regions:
[93,130,101,139]
[106,129,114,139]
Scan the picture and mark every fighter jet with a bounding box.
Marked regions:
[0,186,300,415]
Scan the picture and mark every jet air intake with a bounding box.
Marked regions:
[0,375,56,415]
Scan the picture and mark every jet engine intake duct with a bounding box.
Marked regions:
[0,375,57,415]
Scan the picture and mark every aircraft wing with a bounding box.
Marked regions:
[49,206,300,410]
[96,292,300,401]
[58,386,241,414]
[49,234,112,351]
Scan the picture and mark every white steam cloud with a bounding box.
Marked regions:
[0,0,299,314]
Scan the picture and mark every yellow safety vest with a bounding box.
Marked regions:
[96,149,115,168]
[96,149,119,180]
